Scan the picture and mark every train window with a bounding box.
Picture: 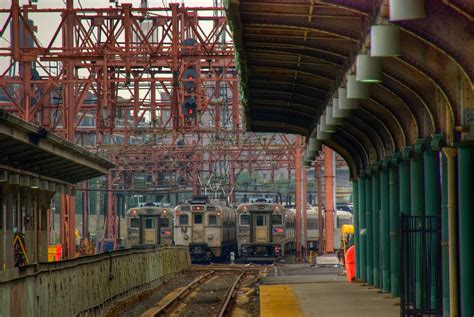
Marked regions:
[145,218,156,229]
[179,214,189,225]
[130,218,139,228]
[308,219,318,230]
[256,215,266,226]
[272,215,282,225]
[194,214,203,224]
[240,214,250,225]
[337,218,352,228]
[208,215,217,225]
[160,218,170,228]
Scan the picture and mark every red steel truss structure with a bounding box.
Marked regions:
[0,1,346,257]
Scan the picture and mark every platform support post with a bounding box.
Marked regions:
[424,139,442,310]
[412,141,425,309]
[353,180,360,280]
[380,161,390,293]
[372,169,381,288]
[389,153,401,297]
[365,171,373,285]
[441,152,450,316]
[358,174,367,282]
[458,145,474,317]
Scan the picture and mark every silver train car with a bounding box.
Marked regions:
[174,196,237,261]
[126,206,174,246]
[236,203,295,260]
[305,208,353,251]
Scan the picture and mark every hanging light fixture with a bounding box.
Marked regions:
[0,170,7,182]
[371,25,400,57]
[316,124,331,140]
[56,184,65,193]
[30,178,39,188]
[347,75,369,99]
[320,114,336,133]
[356,54,382,83]
[338,88,359,110]
[332,98,351,119]
[326,106,343,126]
[48,182,56,192]
[389,0,425,21]
[308,135,322,156]
[40,180,49,190]
[20,176,30,187]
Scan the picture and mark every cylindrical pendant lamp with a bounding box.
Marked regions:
[332,98,351,118]
[308,136,322,156]
[347,74,369,99]
[20,176,30,187]
[389,0,425,21]
[371,25,400,57]
[326,106,343,125]
[30,177,39,188]
[339,88,359,110]
[316,124,331,140]
[356,54,383,83]
[320,115,336,133]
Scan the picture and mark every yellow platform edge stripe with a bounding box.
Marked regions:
[260,284,304,317]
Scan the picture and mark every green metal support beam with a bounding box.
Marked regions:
[424,142,442,310]
[353,180,360,280]
[380,160,390,293]
[441,152,449,316]
[390,153,401,297]
[359,175,367,282]
[412,141,426,309]
[366,172,373,285]
[458,145,474,317]
[372,170,381,288]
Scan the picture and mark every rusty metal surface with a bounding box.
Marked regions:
[0,246,191,317]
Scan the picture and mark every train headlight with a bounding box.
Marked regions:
[207,234,214,240]
[183,234,189,240]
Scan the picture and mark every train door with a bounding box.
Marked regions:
[253,213,270,243]
[192,213,205,243]
[140,216,159,244]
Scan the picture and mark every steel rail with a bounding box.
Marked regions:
[217,270,245,317]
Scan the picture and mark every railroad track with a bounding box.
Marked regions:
[141,269,245,317]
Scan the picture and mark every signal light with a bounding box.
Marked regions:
[182,97,197,118]
[183,67,197,91]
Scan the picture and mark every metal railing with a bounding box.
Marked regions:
[400,215,442,316]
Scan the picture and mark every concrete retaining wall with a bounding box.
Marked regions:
[0,246,191,317]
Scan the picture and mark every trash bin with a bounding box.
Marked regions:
[345,245,355,282]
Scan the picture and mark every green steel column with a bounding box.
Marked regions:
[372,169,381,288]
[380,160,390,293]
[412,141,426,309]
[425,138,442,310]
[366,172,373,285]
[400,147,412,302]
[458,145,474,317]
[390,153,401,297]
[353,180,360,280]
[359,175,367,282]
[441,152,449,316]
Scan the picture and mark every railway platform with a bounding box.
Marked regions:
[260,259,399,317]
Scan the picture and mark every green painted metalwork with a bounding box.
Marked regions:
[380,164,390,293]
[390,153,401,297]
[359,175,367,282]
[353,180,360,280]
[372,170,381,288]
[458,145,474,317]
[441,152,449,316]
[424,148,441,310]
[366,174,373,285]
[412,141,425,309]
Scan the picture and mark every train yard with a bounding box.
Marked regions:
[104,265,263,317]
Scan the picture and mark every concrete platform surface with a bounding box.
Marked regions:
[292,282,399,317]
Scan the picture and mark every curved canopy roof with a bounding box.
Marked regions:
[225,0,474,177]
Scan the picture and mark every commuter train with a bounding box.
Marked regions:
[236,203,296,261]
[174,196,237,261]
[305,207,353,251]
[125,206,174,246]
